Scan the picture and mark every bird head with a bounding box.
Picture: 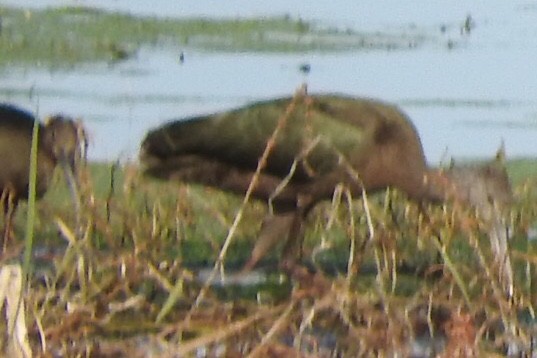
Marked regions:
[44,115,87,172]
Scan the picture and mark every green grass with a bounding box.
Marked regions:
[0,6,422,68]
[506,157,537,184]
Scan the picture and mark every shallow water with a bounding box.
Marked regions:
[1,0,536,163]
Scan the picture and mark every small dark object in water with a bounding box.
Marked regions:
[140,93,512,272]
[299,63,311,74]
[108,43,134,63]
[0,104,86,251]
[461,14,475,35]
[179,52,185,64]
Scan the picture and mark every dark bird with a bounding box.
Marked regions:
[0,104,87,251]
[140,93,512,275]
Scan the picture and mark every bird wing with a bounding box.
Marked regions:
[140,95,384,182]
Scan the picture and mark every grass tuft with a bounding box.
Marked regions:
[0,153,536,355]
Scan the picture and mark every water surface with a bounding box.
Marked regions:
[1,0,536,163]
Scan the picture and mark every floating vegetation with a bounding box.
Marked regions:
[0,6,427,68]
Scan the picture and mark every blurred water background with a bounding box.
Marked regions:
[1,0,536,163]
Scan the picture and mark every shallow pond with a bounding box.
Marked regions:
[1,0,536,163]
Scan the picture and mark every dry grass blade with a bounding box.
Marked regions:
[430,236,471,307]
[55,216,77,246]
[247,301,297,358]
[176,304,287,356]
[344,188,357,283]
[0,265,32,358]
[155,274,185,323]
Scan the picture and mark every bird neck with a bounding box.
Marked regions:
[422,164,512,214]
[422,168,457,203]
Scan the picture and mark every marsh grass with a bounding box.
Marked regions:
[0,159,536,356]
[1,146,537,354]
[0,6,423,68]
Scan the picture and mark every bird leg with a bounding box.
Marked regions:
[59,160,82,233]
[1,189,17,253]
[241,211,298,272]
[278,211,307,273]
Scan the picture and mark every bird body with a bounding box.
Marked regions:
[0,103,85,250]
[141,94,436,210]
[140,93,512,272]
[0,106,55,199]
